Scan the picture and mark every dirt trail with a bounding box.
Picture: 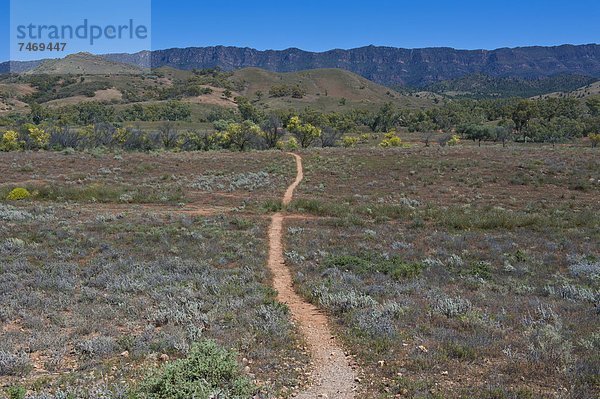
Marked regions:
[268,153,357,398]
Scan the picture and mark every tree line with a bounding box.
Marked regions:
[1,94,599,152]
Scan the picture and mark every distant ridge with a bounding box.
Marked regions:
[425,73,599,98]
[1,60,44,73]
[3,44,600,87]
[29,52,144,75]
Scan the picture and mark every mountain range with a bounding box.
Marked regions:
[2,44,600,88]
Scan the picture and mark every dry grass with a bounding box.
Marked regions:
[0,146,598,398]
[285,146,599,398]
[0,150,306,397]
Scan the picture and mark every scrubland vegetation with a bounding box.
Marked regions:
[0,66,599,399]
[2,95,599,153]
[0,151,306,398]
[286,148,599,398]
[1,67,600,153]
[1,145,597,398]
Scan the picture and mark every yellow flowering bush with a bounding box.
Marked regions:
[6,187,32,201]
[26,125,50,149]
[287,137,299,150]
[379,132,403,148]
[223,121,263,151]
[113,127,130,145]
[448,134,461,146]
[80,125,95,138]
[342,136,359,148]
[1,130,23,151]
[276,137,299,151]
[589,133,600,148]
[286,116,321,148]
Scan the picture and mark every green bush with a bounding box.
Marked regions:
[262,199,283,212]
[5,386,26,399]
[469,261,492,279]
[442,341,477,361]
[291,198,348,217]
[323,254,425,281]
[18,183,183,204]
[389,261,426,280]
[137,340,255,399]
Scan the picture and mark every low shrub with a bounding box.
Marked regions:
[430,293,473,318]
[469,261,492,279]
[442,341,478,361]
[353,307,397,339]
[527,324,573,371]
[228,171,271,191]
[379,132,405,148]
[342,136,359,148]
[19,184,183,204]
[313,286,378,313]
[261,199,282,212]
[544,284,598,303]
[428,207,541,230]
[137,340,255,399]
[191,172,273,192]
[0,204,34,221]
[569,256,600,280]
[390,261,426,280]
[76,336,117,359]
[0,130,23,151]
[5,386,26,399]
[323,254,426,281]
[6,188,31,201]
[291,198,348,217]
[448,134,461,146]
[0,351,31,376]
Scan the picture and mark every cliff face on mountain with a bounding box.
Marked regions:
[3,44,599,88]
[103,44,600,87]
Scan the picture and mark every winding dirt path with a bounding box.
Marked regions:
[268,153,357,398]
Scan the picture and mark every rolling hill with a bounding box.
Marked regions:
[28,52,145,75]
[230,68,436,111]
[425,74,598,98]
[0,61,436,113]
[534,80,600,99]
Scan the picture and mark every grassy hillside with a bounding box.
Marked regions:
[29,52,145,75]
[428,73,598,99]
[0,64,437,117]
[534,80,600,99]
[0,82,34,114]
[232,68,436,111]
[1,71,171,107]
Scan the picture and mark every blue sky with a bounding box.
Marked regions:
[1,0,599,61]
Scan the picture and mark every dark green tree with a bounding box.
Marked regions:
[511,100,537,141]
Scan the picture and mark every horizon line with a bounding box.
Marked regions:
[2,42,599,64]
